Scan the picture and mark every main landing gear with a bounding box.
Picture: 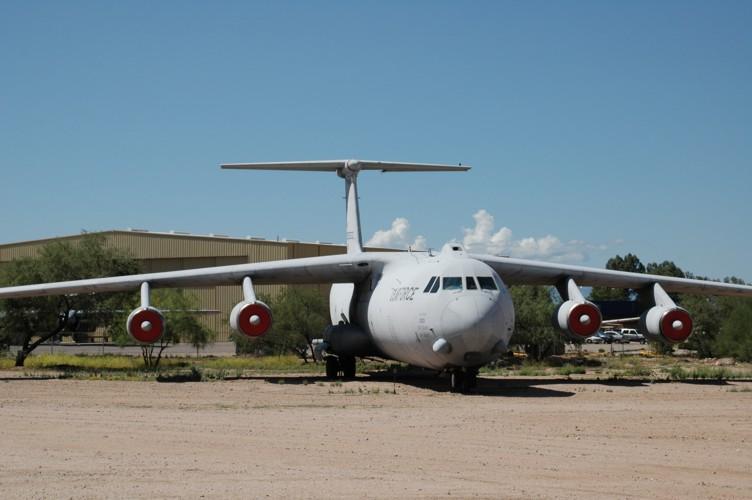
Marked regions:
[449,367,479,393]
[325,355,356,379]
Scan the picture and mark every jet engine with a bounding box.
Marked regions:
[639,306,693,344]
[554,300,602,340]
[230,300,273,338]
[553,278,602,341]
[126,307,165,344]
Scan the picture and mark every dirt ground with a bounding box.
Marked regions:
[0,373,750,499]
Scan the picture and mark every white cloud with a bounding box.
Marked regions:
[366,217,427,251]
[461,209,590,262]
[368,209,605,263]
[462,209,513,255]
[411,235,428,251]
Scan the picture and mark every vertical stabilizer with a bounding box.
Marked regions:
[221,160,470,255]
[343,170,363,254]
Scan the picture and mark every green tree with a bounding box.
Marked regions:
[675,274,734,358]
[109,288,215,368]
[714,297,752,361]
[0,235,139,366]
[679,294,721,357]
[646,261,685,278]
[685,277,751,361]
[590,253,646,301]
[508,285,562,360]
[234,287,328,362]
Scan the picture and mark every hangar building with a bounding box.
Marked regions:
[0,230,354,341]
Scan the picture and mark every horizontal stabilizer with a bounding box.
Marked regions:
[220,158,470,255]
[221,159,470,173]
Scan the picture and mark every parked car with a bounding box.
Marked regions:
[600,330,625,343]
[620,328,647,344]
[585,334,605,344]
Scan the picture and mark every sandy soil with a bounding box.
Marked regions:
[0,373,750,499]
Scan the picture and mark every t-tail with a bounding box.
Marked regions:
[221,160,470,254]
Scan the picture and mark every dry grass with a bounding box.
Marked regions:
[3,351,752,382]
[0,353,323,381]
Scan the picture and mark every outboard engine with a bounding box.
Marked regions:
[639,305,693,344]
[638,283,694,344]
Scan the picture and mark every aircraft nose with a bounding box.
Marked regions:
[440,294,500,354]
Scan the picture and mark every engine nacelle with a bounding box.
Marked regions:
[126,307,165,344]
[230,300,273,338]
[639,306,693,344]
[555,300,602,340]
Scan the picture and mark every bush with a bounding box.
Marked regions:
[714,299,752,362]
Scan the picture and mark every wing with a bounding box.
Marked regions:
[0,254,379,299]
[472,254,752,297]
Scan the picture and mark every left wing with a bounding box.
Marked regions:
[473,254,752,297]
[0,253,380,300]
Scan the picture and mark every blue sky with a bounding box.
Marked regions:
[1,1,750,280]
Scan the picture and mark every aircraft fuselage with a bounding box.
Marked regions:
[332,245,515,369]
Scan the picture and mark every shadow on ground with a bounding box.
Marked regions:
[240,369,743,396]
[229,371,693,397]
[1,370,744,396]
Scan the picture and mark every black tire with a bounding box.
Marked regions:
[341,356,356,379]
[325,357,340,379]
[450,370,464,393]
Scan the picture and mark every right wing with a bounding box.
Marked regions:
[472,254,752,297]
[0,254,380,300]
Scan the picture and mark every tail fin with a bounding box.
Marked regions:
[221,160,470,254]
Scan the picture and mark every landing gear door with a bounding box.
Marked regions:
[330,283,356,324]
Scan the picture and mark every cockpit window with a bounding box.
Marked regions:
[430,276,441,293]
[423,276,437,293]
[477,277,498,290]
[466,276,478,290]
[442,277,462,291]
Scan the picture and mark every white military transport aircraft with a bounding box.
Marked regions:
[2,160,751,391]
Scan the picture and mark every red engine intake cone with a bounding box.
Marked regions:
[127,308,165,344]
[661,309,693,343]
[236,302,272,338]
[568,303,602,338]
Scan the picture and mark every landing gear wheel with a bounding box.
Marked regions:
[450,370,465,393]
[450,368,479,393]
[341,356,356,379]
[325,357,340,379]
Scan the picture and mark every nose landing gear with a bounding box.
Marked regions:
[449,367,479,393]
